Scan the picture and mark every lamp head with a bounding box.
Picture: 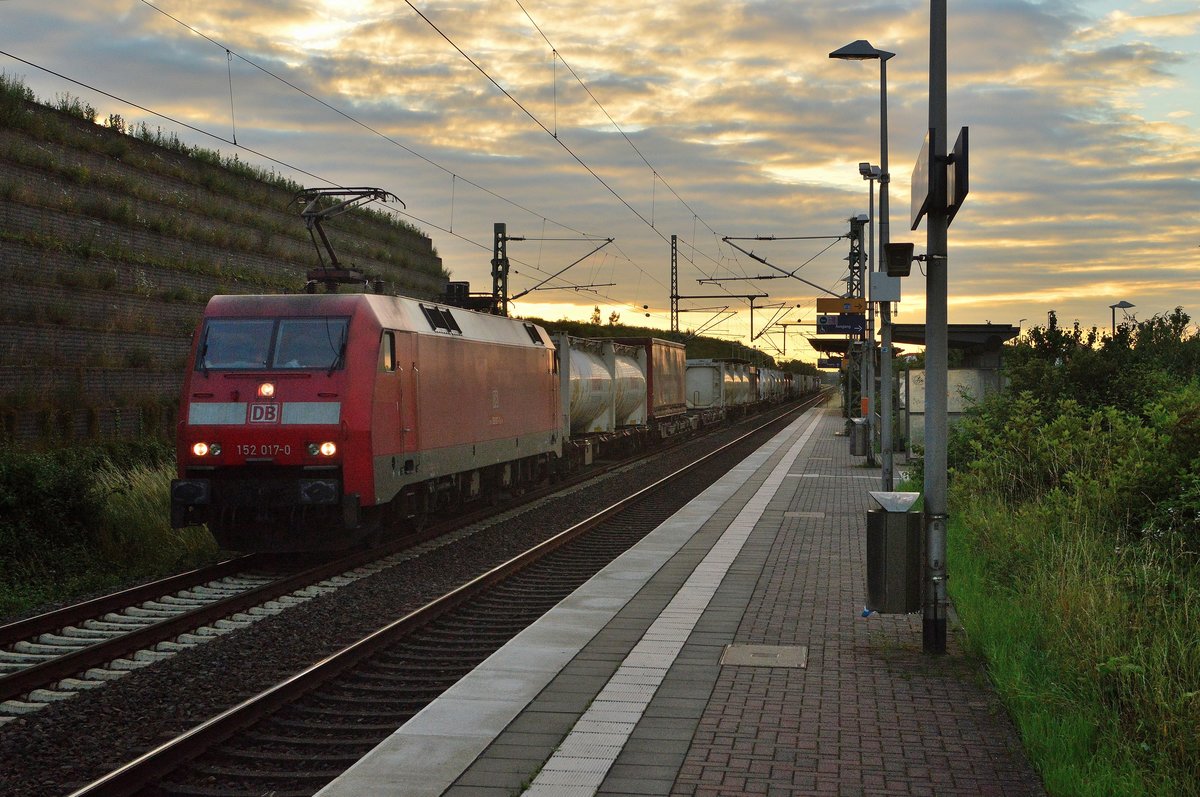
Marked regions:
[1109,300,1135,310]
[829,39,895,61]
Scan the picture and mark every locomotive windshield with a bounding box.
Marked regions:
[199,317,349,370]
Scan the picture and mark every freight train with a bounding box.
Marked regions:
[170,293,818,551]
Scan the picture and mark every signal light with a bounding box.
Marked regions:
[884,242,915,277]
[257,383,275,398]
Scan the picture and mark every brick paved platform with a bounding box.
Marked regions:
[318,404,1045,797]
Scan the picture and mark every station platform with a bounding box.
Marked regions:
[317,404,1046,797]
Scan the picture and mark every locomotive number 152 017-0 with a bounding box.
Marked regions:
[236,443,292,456]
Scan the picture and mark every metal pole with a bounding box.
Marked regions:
[865,181,876,467]
[924,0,950,654]
[492,222,510,316]
[854,218,869,443]
[879,55,894,490]
[671,235,679,333]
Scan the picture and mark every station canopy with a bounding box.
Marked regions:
[891,323,1020,352]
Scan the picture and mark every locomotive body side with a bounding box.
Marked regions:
[381,303,560,508]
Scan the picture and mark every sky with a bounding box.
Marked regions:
[2,0,1198,364]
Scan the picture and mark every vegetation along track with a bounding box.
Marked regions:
[0,396,823,797]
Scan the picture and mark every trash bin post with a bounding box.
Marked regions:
[865,491,922,614]
[850,417,868,457]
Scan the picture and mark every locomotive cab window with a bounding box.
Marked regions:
[199,319,273,369]
[198,317,349,371]
[274,318,349,369]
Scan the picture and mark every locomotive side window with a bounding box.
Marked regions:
[380,331,396,372]
[274,318,349,369]
[200,320,274,369]
[523,323,544,345]
[419,304,462,334]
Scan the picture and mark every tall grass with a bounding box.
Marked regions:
[947,387,1200,796]
[88,461,215,567]
[0,446,217,620]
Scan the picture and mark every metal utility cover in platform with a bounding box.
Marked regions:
[720,645,808,668]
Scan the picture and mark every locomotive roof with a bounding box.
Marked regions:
[203,294,552,348]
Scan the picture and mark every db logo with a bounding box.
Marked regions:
[249,403,280,423]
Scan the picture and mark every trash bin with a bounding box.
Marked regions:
[850,417,868,456]
[865,491,921,614]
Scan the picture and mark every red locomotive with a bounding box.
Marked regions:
[171,188,819,552]
[171,293,561,551]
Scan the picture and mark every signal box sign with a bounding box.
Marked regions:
[816,313,866,335]
[816,297,866,314]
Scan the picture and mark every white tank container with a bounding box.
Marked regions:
[566,347,612,434]
[686,362,723,409]
[612,354,646,426]
[727,364,751,406]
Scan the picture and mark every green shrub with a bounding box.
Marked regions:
[948,376,1200,795]
[0,443,216,619]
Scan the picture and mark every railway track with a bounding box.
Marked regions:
[0,420,720,726]
[65,395,823,797]
[0,428,693,728]
[0,552,400,723]
[2,398,787,729]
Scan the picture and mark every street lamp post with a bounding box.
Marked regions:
[860,162,881,468]
[1109,300,1134,335]
[831,39,895,489]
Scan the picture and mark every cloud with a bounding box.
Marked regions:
[1081,8,1200,41]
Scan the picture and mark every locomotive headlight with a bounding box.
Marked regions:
[320,441,337,457]
[258,382,275,398]
[192,442,209,457]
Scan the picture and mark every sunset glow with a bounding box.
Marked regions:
[1,0,1196,364]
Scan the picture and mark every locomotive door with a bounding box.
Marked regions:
[371,331,416,457]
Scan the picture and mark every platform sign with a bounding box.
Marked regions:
[911,126,969,230]
[817,357,842,369]
[816,313,866,335]
[947,126,969,226]
[910,129,932,231]
[816,297,867,314]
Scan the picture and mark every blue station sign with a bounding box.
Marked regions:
[816,313,866,335]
